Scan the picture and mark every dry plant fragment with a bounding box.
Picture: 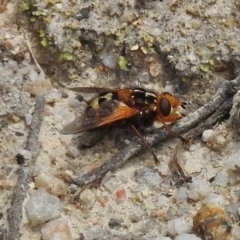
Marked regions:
[193,203,232,240]
[171,140,192,183]
[25,31,45,76]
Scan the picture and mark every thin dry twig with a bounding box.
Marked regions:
[24,31,45,76]
[171,140,192,182]
[71,75,240,188]
[7,96,45,240]
[168,97,232,184]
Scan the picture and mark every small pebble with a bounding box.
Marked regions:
[202,129,213,142]
[80,67,97,81]
[188,179,211,200]
[232,226,240,239]
[204,193,225,206]
[115,188,127,203]
[18,149,31,160]
[102,54,117,69]
[79,189,96,210]
[157,195,168,206]
[159,164,170,176]
[25,188,61,226]
[225,202,240,220]
[175,187,188,203]
[128,211,142,223]
[149,61,162,77]
[212,171,228,187]
[224,149,240,185]
[41,218,72,240]
[44,89,62,103]
[68,97,82,108]
[76,6,91,21]
[66,145,79,158]
[16,154,25,164]
[167,217,191,235]
[175,233,201,240]
[35,173,67,196]
[138,71,150,82]
[7,60,18,71]
[12,115,21,123]
[83,229,113,240]
[158,237,171,240]
[202,129,228,151]
[28,69,39,82]
[24,113,32,126]
[1,68,13,77]
[135,169,162,187]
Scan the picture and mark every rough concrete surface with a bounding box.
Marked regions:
[1,0,240,239]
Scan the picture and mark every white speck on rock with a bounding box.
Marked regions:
[202,129,213,142]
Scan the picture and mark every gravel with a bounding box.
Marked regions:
[1,0,240,239]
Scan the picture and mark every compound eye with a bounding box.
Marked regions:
[160,97,171,116]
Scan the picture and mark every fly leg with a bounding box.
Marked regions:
[131,125,159,165]
[159,119,188,143]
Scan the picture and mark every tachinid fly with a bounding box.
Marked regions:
[61,87,186,164]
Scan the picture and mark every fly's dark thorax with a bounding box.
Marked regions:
[130,88,157,124]
[131,88,157,107]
